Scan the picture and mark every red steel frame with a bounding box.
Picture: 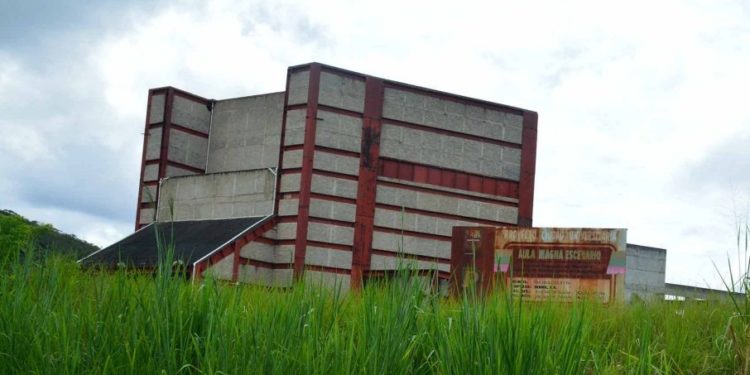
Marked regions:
[134,63,537,289]
[134,87,211,230]
[273,63,538,290]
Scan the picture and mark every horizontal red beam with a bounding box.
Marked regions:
[238,257,292,270]
[373,226,451,241]
[277,239,353,252]
[371,248,451,265]
[171,124,209,138]
[379,158,519,200]
[305,264,351,275]
[166,160,205,174]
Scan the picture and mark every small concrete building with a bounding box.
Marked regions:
[82,62,538,291]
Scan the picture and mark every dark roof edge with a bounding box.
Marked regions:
[77,223,155,263]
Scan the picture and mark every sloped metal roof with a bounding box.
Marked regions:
[79,217,269,268]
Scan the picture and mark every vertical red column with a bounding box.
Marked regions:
[351,77,385,290]
[517,111,538,227]
[292,64,322,279]
[134,88,174,230]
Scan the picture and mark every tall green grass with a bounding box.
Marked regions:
[0,253,744,374]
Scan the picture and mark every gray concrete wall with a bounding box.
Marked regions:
[314,110,362,153]
[371,231,451,261]
[145,128,162,160]
[380,124,521,181]
[375,185,518,224]
[287,69,309,106]
[625,244,667,300]
[203,253,234,281]
[382,88,523,144]
[157,169,274,221]
[318,71,365,112]
[206,93,284,173]
[168,129,208,169]
[304,270,351,293]
[149,94,165,124]
[171,95,211,133]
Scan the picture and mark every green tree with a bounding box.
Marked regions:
[0,212,33,263]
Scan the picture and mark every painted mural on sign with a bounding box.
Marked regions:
[450,227,627,303]
[494,228,627,303]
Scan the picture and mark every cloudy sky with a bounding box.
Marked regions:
[1,0,749,288]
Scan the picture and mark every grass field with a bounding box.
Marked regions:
[0,254,747,374]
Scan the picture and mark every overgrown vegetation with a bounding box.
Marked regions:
[1,213,747,373]
[0,209,98,262]
[0,252,746,374]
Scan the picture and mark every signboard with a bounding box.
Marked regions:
[451,227,627,303]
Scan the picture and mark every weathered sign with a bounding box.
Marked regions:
[451,227,627,303]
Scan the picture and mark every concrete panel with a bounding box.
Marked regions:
[371,231,451,259]
[287,70,310,106]
[380,124,521,181]
[318,71,365,113]
[312,151,360,176]
[139,208,155,225]
[305,246,352,269]
[307,222,354,246]
[206,93,284,173]
[309,198,356,223]
[314,110,362,153]
[171,96,211,133]
[376,185,518,224]
[625,244,667,299]
[149,94,165,124]
[276,222,297,240]
[168,130,208,169]
[241,242,293,264]
[304,270,350,293]
[279,173,301,193]
[373,208,478,237]
[283,109,307,147]
[369,253,449,272]
[140,185,157,203]
[278,198,300,216]
[143,164,159,182]
[383,87,523,144]
[166,166,197,177]
[311,175,358,199]
[282,150,303,170]
[204,254,234,281]
[145,129,162,160]
[237,264,274,286]
[157,170,275,220]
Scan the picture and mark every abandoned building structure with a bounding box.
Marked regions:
[81,62,704,300]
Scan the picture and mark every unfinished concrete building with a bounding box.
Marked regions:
[82,62,538,291]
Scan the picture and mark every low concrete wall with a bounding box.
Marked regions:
[624,244,666,300]
[157,169,274,221]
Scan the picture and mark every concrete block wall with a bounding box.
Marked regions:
[206,93,284,173]
[136,88,212,228]
[135,63,537,291]
[275,65,367,290]
[271,63,537,290]
[156,170,275,221]
[625,244,667,300]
